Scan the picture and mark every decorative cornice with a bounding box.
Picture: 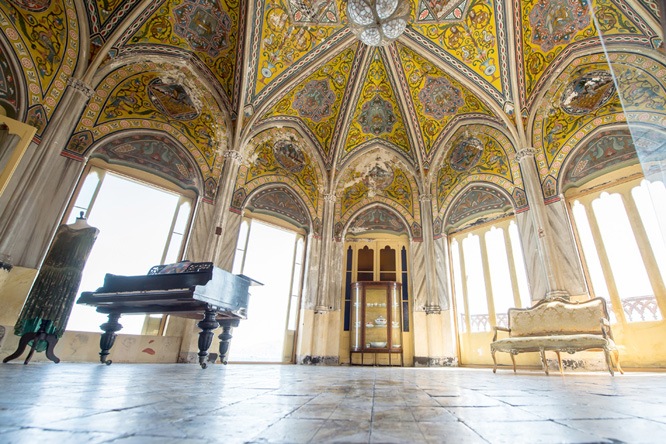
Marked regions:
[67,77,95,99]
[224,150,244,164]
[515,147,537,162]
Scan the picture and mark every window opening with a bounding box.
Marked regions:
[462,233,489,332]
[485,227,513,327]
[231,219,303,362]
[593,192,660,321]
[65,168,191,335]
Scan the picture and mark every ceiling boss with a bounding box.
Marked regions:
[346,0,411,46]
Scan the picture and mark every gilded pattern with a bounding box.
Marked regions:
[67,63,227,200]
[522,0,642,99]
[344,51,410,156]
[411,0,503,93]
[261,47,355,157]
[127,0,240,100]
[532,53,666,182]
[238,128,321,214]
[255,0,343,95]
[397,44,494,156]
[94,0,127,27]
[0,0,78,132]
[435,126,520,212]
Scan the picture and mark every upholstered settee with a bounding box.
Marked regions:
[490,297,623,375]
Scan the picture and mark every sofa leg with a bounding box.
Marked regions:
[510,354,516,373]
[491,350,497,373]
[555,351,563,375]
[613,350,624,374]
[604,349,615,376]
[539,349,549,375]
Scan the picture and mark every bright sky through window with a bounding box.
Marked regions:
[66,172,185,334]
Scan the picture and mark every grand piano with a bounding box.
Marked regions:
[77,261,260,368]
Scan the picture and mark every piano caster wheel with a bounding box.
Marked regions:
[105,360,112,366]
[200,362,207,369]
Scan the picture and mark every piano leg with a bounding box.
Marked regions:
[197,309,219,369]
[99,313,122,365]
[217,319,239,365]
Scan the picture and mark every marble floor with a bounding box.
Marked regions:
[1,363,666,443]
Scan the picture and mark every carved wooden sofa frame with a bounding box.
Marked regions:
[490,297,624,375]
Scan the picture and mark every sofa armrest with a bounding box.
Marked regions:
[493,326,511,342]
[600,318,614,340]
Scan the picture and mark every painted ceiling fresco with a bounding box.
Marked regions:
[335,148,421,239]
[532,52,666,197]
[434,124,525,217]
[0,0,79,133]
[1,0,664,234]
[233,126,323,224]
[65,62,227,201]
[519,0,654,106]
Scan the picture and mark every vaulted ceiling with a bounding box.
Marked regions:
[0,0,663,234]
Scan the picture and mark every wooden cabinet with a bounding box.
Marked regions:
[350,281,403,366]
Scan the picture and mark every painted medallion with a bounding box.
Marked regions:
[173,0,231,58]
[292,79,336,122]
[274,139,306,173]
[450,137,483,171]
[148,79,200,120]
[358,95,397,136]
[529,0,590,52]
[418,76,464,119]
[560,71,616,115]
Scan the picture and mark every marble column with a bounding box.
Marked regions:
[308,193,341,364]
[418,193,441,312]
[207,150,244,270]
[177,149,243,363]
[314,193,337,311]
[515,148,569,300]
[0,78,95,268]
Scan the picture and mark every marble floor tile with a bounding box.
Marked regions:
[558,417,666,443]
[370,419,426,443]
[1,364,666,443]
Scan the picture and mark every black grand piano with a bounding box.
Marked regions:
[77,261,260,368]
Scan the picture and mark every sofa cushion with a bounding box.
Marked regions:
[491,334,612,353]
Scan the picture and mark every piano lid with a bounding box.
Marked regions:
[236,274,263,286]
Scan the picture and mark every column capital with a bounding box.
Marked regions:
[223,150,243,164]
[67,77,95,99]
[418,193,433,203]
[323,193,337,203]
[515,147,537,162]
